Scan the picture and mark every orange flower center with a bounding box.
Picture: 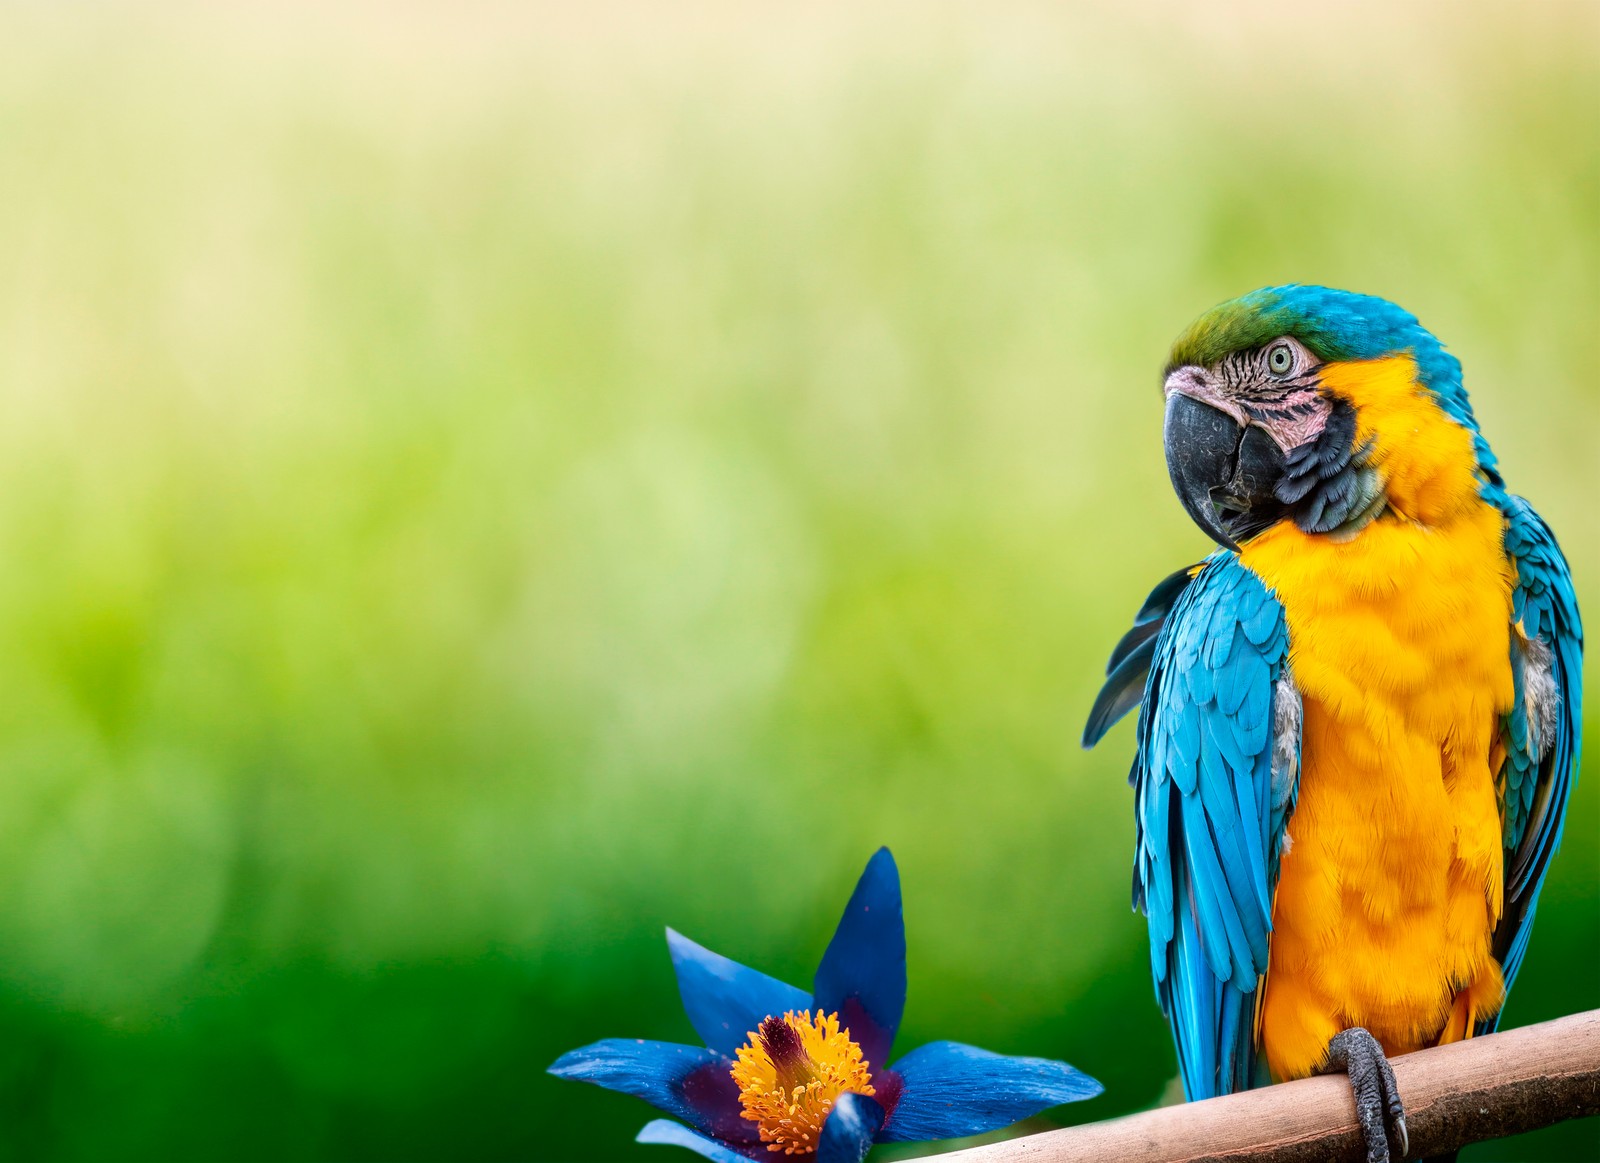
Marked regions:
[730,1010,876,1156]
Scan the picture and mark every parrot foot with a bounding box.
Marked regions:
[1321,1027,1408,1163]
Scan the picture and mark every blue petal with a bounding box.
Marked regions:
[816,1093,885,1163]
[637,1120,759,1163]
[667,927,813,1057]
[550,1039,750,1139]
[878,1042,1103,1143]
[813,848,905,1071]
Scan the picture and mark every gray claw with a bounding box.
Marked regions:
[1321,1027,1409,1163]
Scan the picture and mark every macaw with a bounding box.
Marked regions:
[1082,286,1582,1163]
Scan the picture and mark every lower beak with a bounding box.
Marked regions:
[1163,393,1286,551]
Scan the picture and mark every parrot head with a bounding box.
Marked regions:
[1159,285,1499,549]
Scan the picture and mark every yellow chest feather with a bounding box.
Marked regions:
[1237,357,1517,1079]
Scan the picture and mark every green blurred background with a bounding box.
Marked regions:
[0,2,1593,1160]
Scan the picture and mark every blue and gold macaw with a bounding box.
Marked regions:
[1084,287,1582,1162]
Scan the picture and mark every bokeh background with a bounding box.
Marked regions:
[0,2,1593,1160]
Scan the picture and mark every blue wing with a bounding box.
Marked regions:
[1088,553,1300,1099]
[1485,497,1583,1031]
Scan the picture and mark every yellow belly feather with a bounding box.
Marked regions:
[1238,356,1516,1080]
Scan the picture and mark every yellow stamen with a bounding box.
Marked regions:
[731,1010,875,1156]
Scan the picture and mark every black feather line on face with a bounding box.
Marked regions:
[1215,346,1320,405]
[1271,398,1385,536]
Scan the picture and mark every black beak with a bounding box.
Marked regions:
[1163,393,1287,551]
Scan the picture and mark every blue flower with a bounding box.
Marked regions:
[549,848,1101,1163]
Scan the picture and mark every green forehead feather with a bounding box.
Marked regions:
[1165,288,1352,373]
[1168,291,1278,370]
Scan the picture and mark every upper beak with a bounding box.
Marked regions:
[1164,393,1241,550]
[1163,392,1286,551]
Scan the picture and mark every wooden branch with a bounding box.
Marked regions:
[938,1010,1600,1163]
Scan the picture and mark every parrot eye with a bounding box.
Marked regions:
[1267,342,1295,375]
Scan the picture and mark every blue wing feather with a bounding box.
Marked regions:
[1108,552,1298,1099]
[1485,497,1583,1032]
[1082,564,1203,748]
